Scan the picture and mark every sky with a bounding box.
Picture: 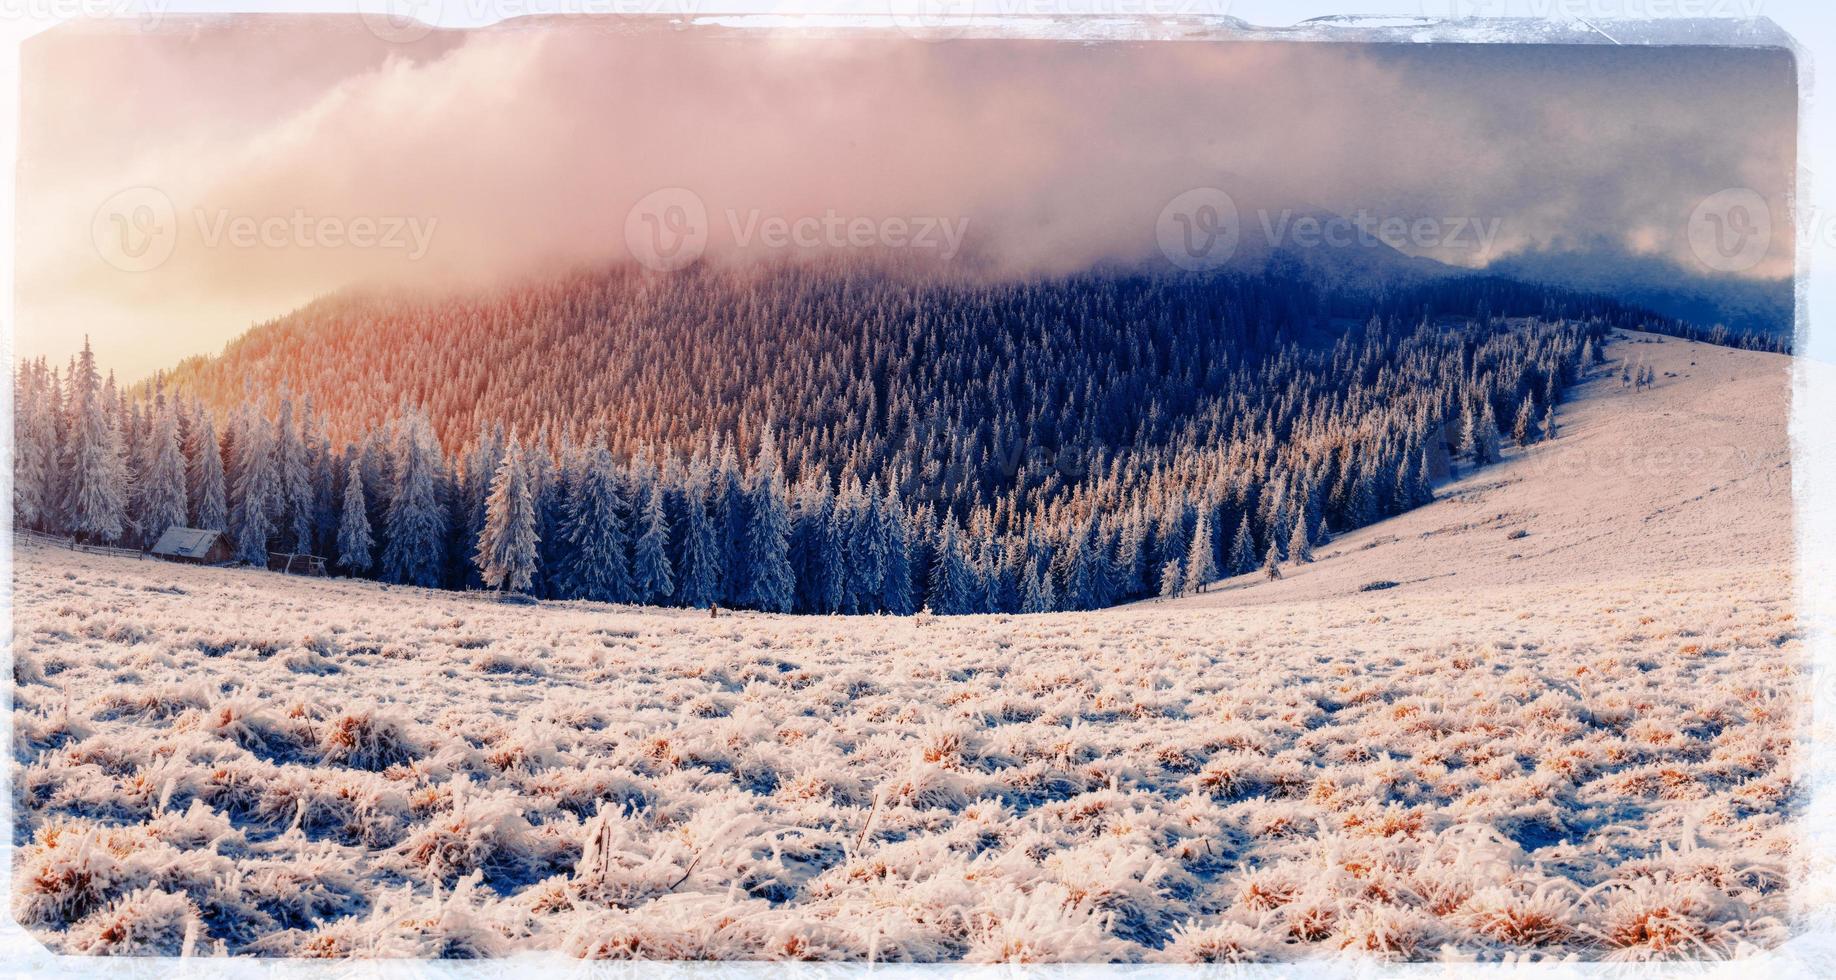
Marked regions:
[16,18,1797,380]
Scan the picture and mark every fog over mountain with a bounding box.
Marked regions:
[20,19,1795,377]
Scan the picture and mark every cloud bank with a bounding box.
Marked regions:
[18,19,1796,378]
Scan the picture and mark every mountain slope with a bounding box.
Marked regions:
[1172,329,1792,608]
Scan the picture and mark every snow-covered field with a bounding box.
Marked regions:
[8,334,1804,962]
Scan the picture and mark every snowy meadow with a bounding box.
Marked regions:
[10,543,1801,962]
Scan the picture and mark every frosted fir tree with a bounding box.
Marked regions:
[927,519,977,616]
[303,403,338,553]
[1543,403,1559,441]
[1183,512,1218,595]
[14,363,58,531]
[848,478,889,612]
[186,408,228,532]
[632,480,674,604]
[1413,448,1436,507]
[742,429,796,613]
[1020,559,1049,613]
[1116,512,1149,597]
[1263,540,1283,581]
[336,457,375,574]
[1159,558,1184,599]
[676,477,721,608]
[1228,512,1256,576]
[814,488,847,613]
[231,414,278,564]
[562,444,634,604]
[460,423,505,590]
[274,397,314,553]
[1287,503,1314,564]
[880,483,915,615]
[474,437,540,594]
[715,442,748,603]
[381,414,449,588]
[1461,399,1502,466]
[1060,519,1102,610]
[140,403,189,546]
[1513,394,1540,446]
[62,341,127,544]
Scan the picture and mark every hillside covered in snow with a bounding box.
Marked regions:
[9,332,1801,962]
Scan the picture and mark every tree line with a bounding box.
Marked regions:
[18,266,1637,614]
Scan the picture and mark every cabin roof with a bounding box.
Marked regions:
[150,527,224,558]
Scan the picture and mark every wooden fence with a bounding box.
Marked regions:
[15,529,144,559]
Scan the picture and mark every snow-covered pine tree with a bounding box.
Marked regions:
[460,423,504,590]
[274,397,314,553]
[847,477,889,612]
[303,402,338,557]
[926,518,977,615]
[527,434,568,598]
[742,429,796,613]
[474,436,540,594]
[380,413,448,587]
[1473,401,1502,464]
[1019,558,1048,613]
[1183,511,1218,594]
[1457,401,1481,464]
[14,362,57,531]
[185,407,228,532]
[632,478,675,604]
[880,482,915,615]
[1160,558,1184,599]
[62,341,127,543]
[1513,394,1539,446]
[814,487,848,613]
[230,413,277,564]
[139,402,188,546]
[716,442,747,604]
[1287,502,1313,564]
[336,457,375,573]
[1228,512,1256,576]
[562,444,635,604]
[1263,540,1283,581]
[1063,518,1104,610]
[1413,448,1436,507]
[675,461,720,609]
[1543,404,1558,440]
